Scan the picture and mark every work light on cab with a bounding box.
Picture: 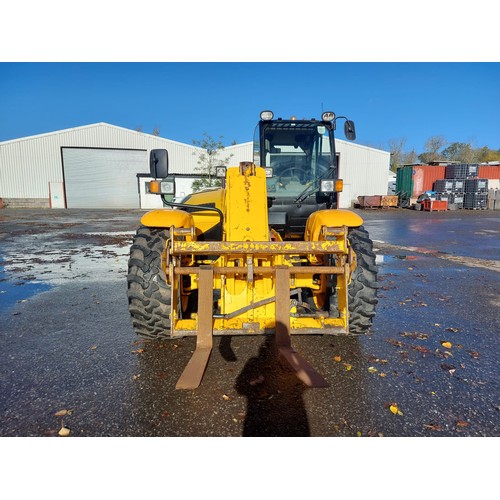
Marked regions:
[260,110,274,121]
[321,111,335,122]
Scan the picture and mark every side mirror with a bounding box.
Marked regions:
[150,149,169,178]
[344,120,356,141]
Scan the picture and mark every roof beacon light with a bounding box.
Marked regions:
[321,111,335,122]
[260,110,274,121]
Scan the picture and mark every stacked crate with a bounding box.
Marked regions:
[464,178,489,209]
[433,164,484,209]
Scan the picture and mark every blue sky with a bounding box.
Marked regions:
[1,62,499,154]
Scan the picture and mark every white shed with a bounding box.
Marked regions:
[0,123,203,209]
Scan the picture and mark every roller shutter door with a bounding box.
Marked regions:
[62,148,147,208]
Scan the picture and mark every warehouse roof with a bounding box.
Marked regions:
[0,122,193,148]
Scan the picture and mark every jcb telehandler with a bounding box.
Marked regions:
[127,111,378,389]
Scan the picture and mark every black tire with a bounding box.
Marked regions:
[347,226,379,334]
[127,226,171,340]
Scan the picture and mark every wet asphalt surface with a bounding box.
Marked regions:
[0,208,499,438]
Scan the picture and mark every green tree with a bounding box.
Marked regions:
[476,146,500,163]
[441,142,477,163]
[191,133,233,192]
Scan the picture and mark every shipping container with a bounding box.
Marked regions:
[478,165,500,179]
[396,165,446,198]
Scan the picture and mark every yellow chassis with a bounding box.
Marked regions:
[141,163,364,388]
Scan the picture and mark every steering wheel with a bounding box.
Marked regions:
[278,166,303,184]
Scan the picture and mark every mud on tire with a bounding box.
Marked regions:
[347,226,379,334]
[127,226,171,340]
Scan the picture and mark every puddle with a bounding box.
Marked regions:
[0,267,53,313]
[375,254,422,264]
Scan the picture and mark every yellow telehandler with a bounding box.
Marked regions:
[127,111,378,389]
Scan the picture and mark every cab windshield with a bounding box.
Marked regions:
[254,122,333,199]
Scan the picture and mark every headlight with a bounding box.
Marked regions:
[321,111,335,122]
[260,110,274,121]
[320,179,343,193]
[148,179,175,195]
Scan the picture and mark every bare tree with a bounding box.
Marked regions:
[403,149,419,164]
[419,135,447,163]
[388,138,407,172]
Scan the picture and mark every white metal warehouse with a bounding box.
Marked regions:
[0,122,390,209]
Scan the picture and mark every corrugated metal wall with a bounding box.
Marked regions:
[0,123,203,200]
[336,141,390,207]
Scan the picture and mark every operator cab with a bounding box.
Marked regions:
[253,110,356,239]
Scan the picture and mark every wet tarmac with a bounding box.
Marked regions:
[0,208,499,440]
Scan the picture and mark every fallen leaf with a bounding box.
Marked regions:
[368,366,378,373]
[440,363,456,372]
[468,350,480,359]
[378,372,387,378]
[412,345,430,354]
[401,331,429,340]
[58,426,71,437]
[441,341,452,349]
[222,394,232,401]
[333,355,342,362]
[424,423,442,431]
[455,420,469,428]
[386,339,404,348]
[356,431,362,437]
[413,302,428,307]
[389,404,403,416]
[446,327,460,333]
[344,363,352,371]
[54,409,73,417]
[132,348,144,354]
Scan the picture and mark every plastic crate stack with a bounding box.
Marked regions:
[464,178,489,209]
[433,164,488,209]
